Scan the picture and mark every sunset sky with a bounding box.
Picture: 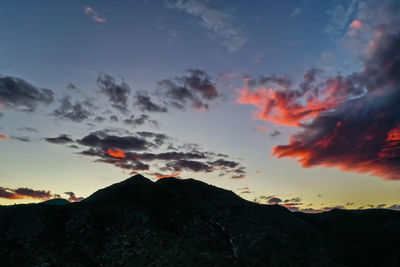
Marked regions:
[1,0,399,212]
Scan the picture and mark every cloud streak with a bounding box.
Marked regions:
[173,0,247,52]
[84,6,106,23]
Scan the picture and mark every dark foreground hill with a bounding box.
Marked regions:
[1,175,399,266]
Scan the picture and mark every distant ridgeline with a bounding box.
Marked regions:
[0,174,399,266]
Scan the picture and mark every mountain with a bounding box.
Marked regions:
[41,198,70,205]
[0,174,399,266]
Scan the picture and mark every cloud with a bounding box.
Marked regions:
[324,0,361,36]
[166,159,213,172]
[48,128,245,178]
[238,1,400,180]
[273,21,400,180]
[270,130,281,138]
[18,127,39,133]
[0,134,8,140]
[106,148,126,158]
[0,186,54,200]
[97,73,131,113]
[123,114,158,127]
[290,7,302,17]
[172,0,247,52]
[94,116,106,123]
[155,171,181,179]
[53,96,93,122]
[64,192,84,202]
[237,69,364,126]
[157,69,219,110]
[0,75,54,112]
[110,115,119,122]
[78,130,152,151]
[268,197,282,205]
[45,135,74,144]
[134,91,168,113]
[11,136,30,142]
[84,6,106,23]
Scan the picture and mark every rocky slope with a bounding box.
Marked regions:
[0,174,399,266]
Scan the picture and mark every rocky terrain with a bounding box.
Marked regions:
[0,174,399,266]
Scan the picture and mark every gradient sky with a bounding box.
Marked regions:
[1,0,400,212]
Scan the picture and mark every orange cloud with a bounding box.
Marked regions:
[0,134,8,140]
[155,171,181,179]
[236,85,341,127]
[349,20,363,36]
[350,20,362,29]
[106,148,126,158]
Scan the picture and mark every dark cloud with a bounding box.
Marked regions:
[123,114,158,127]
[136,131,169,146]
[64,192,84,202]
[157,69,219,110]
[209,158,239,169]
[270,130,281,138]
[0,112,3,118]
[134,91,168,113]
[97,73,131,113]
[78,131,151,151]
[66,83,78,91]
[166,159,213,172]
[53,96,92,122]
[268,197,282,205]
[0,75,54,112]
[11,136,30,142]
[284,197,302,203]
[110,115,119,122]
[0,186,54,200]
[94,116,106,123]
[45,135,74,144]
[49,129,245,179]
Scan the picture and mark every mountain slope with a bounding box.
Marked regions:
[0,175,399,266]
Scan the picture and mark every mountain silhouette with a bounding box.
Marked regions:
[1,174,399,266]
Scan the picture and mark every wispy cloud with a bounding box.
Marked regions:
[172,0,247,52]
[290,7,302,17]
[84,6,106,23]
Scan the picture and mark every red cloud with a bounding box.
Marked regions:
[236,72,353,126]
[106,148,126,158]
[237,11,400,180]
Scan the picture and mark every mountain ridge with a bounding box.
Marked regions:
[0,175,399,266]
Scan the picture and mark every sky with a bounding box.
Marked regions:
[1,0,400,212]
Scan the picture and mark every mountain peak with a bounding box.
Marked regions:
[82,175,249,208]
